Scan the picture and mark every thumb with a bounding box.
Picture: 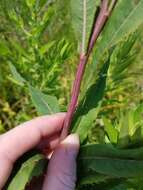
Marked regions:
[42,134,80,190]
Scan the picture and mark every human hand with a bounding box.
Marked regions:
[0,113,80,190]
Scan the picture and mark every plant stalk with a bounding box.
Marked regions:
[60,54,87,140]
[60,0,117,140]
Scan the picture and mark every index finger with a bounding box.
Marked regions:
[0,113,65,162]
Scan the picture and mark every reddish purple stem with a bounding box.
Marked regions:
[60,0,116,140]
[88,0,109,55]
[60,54,87,140]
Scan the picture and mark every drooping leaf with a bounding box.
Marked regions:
[77,175,129,190]
[70,0,100,53]
[78,144,143,182]
[7,154,47,190]
[8,62,26,86]
[77,172,109,188]
[29,85,60,115]
[71,58,110,143]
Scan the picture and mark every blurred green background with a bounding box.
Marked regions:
[0,0,143,136]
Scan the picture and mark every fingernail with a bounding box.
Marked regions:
[61,134,80,158]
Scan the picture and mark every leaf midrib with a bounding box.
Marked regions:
[41,94,53,114]
[79,156,143,162]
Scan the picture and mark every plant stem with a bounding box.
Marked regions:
[60,0,117,140]
[60,54,87,140]
[87,0,109,55]
[88,0,117,55]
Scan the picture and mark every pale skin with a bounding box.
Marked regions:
[0,113,80,190]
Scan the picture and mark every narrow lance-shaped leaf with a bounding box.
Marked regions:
[8,62,26,86]
[102,117,118,144]
[7,154,47,190]
[71,0,100,53]
[26,0,35,8]
[28,85,60,115]
[117,113,130,148]
[78,144,143,184]
[0,121,5,134]
[94,0,143,64]
[71,57,110,143]
[77,172,110,189]
[79,1,143,97]
[0,40,10,56]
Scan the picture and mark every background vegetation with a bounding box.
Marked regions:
[0,0,143,189]
[0,0,76,130]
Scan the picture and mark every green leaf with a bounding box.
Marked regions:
[7,154,47,190]
[131,126,143,146]
[71,0,100,53]
[71,0,143,96]
[38,0,48,8]
[117,113,130,148]
[94,0,143,62]
[71,58,110,143]
[32,7,54,40]
[8,62,26,86]
[7,9,24,29]
[9,39,28,58]
[29,85,60,115]
[26,0,35,8]
[102,117,118,144]
[134,103,143,124]
[60,42,71,58]
[109,31,138,82]
[0,120,5,134]
[78,144,143,181]
[40,41,55,55]
[77,172,109,188]
[38,0,55,10]
[0,41,10,56]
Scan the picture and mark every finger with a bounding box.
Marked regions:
[0,113,65,161]
[42,134,80,190]
[0,113,65,189]
[37,133,60,158]
[37,132,60,151]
